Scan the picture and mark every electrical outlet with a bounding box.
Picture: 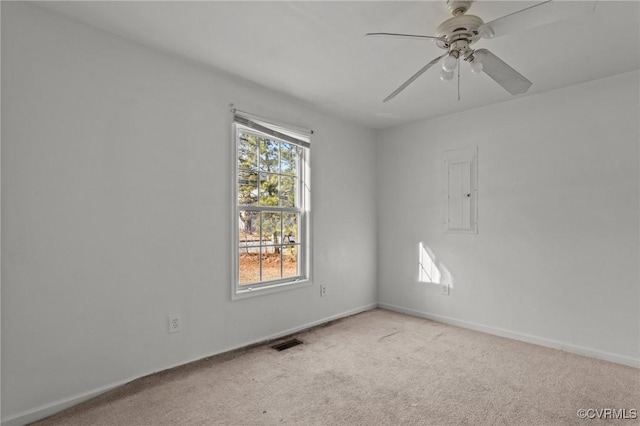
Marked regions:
[168,315,182,333]
[441,284,450,296]
[320,285,327,297]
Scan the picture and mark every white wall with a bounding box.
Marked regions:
[377,70,640,367]
[1,3,377,423]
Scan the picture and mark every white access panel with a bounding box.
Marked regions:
[443,147,477,233]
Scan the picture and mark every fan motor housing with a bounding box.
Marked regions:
[435,14,484,50]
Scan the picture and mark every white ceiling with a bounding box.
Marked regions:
[35,1,640,129]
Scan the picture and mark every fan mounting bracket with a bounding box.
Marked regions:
[447,0,473,16]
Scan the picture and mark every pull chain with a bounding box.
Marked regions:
[457,55,461,101]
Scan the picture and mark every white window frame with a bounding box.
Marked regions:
[231,113,311,300]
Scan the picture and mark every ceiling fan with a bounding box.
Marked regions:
[367,0,597,102]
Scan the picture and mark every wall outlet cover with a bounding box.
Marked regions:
[168,314,182,333]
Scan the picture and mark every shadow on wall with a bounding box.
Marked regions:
[418,242,454,289]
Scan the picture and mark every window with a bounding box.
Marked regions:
[232,113,310,297]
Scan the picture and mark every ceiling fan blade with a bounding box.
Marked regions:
[474,49,532,95]
[480,0,597,39]
[366,32,445,41]
[383,54,447,103]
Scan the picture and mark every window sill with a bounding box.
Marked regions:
[231,278,313,301]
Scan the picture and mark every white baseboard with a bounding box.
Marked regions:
[1,303,378,426]
[378,302,640,369]
[1,379,131,426]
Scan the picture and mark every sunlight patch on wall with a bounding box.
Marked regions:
[418,242,453,288]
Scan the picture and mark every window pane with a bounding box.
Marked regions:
[259,173,279,206]
[238,132,258,170]
[261,246,282,281]
[282,245,299,278]
[283,213,298,244]
[239,248,260,285]
[262,212,282,245]
[280,175,297,208]
[280,142,298,176]
[259,138,279,173]
[238,210,260,245]
[238,172,258,206]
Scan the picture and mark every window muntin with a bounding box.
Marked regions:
[234,123,309,295]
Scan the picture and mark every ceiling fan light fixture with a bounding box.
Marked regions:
[442,54,458,72]
[470,59,483,74]
[478,24,495,39]
[440,69,455,82]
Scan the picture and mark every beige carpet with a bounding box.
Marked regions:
[34,309,639,425]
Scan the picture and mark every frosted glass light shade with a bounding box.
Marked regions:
[440,69,454,82]
[442,55,458,72]
[470,60,483,74]
[478,24,495,39]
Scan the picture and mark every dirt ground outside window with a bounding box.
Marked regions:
[239,253,298,285]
